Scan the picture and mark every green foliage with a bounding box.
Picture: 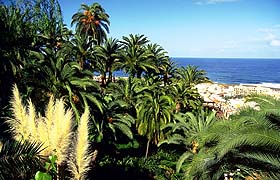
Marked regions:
[169,81,203,112]
[174,65,211,87]
[34,155,57,180]
[1,1,229,179]
[136,79,175,157]
[96,150,182,180]
[0,140,44,180]
[0,3,37,121]
[121,34,156,78]
[35,172,52,180]
[22,46,103,120]
[163,95,280,179]
[160,108,217,173]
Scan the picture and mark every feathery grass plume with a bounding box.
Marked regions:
[37,118,50,156]
[26,99,38,141]
[9,85,29,140]
[68,108,94,180]
[45,95,54,139]
[47,98,73,165]
[9,85,73,162]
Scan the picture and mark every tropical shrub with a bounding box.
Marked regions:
[162,95,280,179]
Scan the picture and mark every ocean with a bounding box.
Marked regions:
[172,58,280,86]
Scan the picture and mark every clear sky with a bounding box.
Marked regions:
[58,0,280,58]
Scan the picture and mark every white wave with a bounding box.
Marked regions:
[239,83,280,89]
[260,83,280,89]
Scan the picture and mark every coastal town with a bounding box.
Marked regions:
[196,83,280,119]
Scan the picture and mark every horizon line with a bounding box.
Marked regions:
[171,56,280,59]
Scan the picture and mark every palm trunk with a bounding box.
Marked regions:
[145,140,150,159]
[79,57,84,69]
[163,73,168,86]
[101,74,106,87]
[107,67,112,86]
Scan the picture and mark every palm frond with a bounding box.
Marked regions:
[0,140,44,179]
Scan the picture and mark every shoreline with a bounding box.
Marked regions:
[196,82,280,119]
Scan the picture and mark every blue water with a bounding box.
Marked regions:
[172,58,280,84]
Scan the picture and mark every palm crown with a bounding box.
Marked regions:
[71,3,110,44]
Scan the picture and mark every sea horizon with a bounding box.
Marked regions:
[172,57,280,86]
[172,57,280,60]
[111,57,280,87]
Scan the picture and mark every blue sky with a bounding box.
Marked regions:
[59,0,280,58]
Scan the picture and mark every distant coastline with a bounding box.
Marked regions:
[172,57,280,60]
[172,57,280,85]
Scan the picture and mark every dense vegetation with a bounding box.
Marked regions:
[0,1,280,179]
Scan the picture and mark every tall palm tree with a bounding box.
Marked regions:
[161,58,176,86]
[71,3,110,44]
[136,84,175,158]
[121,34,155,78]
[94,38,123,87]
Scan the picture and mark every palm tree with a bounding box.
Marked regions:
[136,84,175,158]
[106,77,147,117]
[121,34,156,78]
[102,93,135,140]
[21,47,103,121]
[146,43,168,76]
[161,58,176,86]
[35,0,65,49]
[182,113,280,179]
[71,3,110,44]
[94,38,123,87]
[168,81,202,113]
[175,65,211,87]
[64,34,96,69]
[159,109,217,172]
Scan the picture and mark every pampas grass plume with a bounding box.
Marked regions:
[9,85,29,140]
[46,98,73,164]
[8,85,73,165]
[68,108,93,180]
